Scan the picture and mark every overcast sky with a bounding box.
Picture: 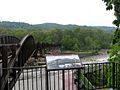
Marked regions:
[0,0,115,26]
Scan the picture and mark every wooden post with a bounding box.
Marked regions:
[1,46,8,90]
[2,46,8,75]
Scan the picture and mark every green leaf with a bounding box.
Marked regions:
[106,5,113,10]
[112,20,120,27]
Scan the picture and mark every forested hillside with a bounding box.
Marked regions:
[0,22,114,52]
[0,21,116,31]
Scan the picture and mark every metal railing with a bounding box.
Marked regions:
[0,62,120,90]
[0,66,47,90]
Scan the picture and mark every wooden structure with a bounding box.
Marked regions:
[0,34,60,90]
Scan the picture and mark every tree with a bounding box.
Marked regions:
[102,0,120,61]
[103,0,120,88]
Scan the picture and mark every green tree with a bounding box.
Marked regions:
[73,43,80,52]
[103,0,120,64]
[103,0,120,88]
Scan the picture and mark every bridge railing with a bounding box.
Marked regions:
[0,62,120,90]
[0,66,47,90]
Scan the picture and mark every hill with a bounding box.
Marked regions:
[0,21,116,31]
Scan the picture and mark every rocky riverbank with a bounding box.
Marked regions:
[80,54,109,64]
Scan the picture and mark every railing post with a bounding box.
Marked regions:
[77,69,80,90]
[112,62,115,89]
[62,70,65,90]
[1,38,4,44]
[46,68,49,90]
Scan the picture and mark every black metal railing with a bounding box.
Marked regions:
[82,62,113,89]
[1,62,120,90]
[0,66,47,90]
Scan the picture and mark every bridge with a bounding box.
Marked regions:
[0,34,119,90]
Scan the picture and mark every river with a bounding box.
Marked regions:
[81,54,109,64]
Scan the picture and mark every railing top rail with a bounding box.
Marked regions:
[47,66,84,71]
[82,61,109,65]
[0,65,46,69]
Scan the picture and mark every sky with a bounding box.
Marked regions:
[0,0,115,26]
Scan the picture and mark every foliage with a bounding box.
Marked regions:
[103,0,120,62]
[0,27,113,52]
[84,71,107,87]
[0,21,116,31]
[102,0,120,26]
[103,0,120,88]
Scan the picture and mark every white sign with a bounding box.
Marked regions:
[46,55,82,70]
